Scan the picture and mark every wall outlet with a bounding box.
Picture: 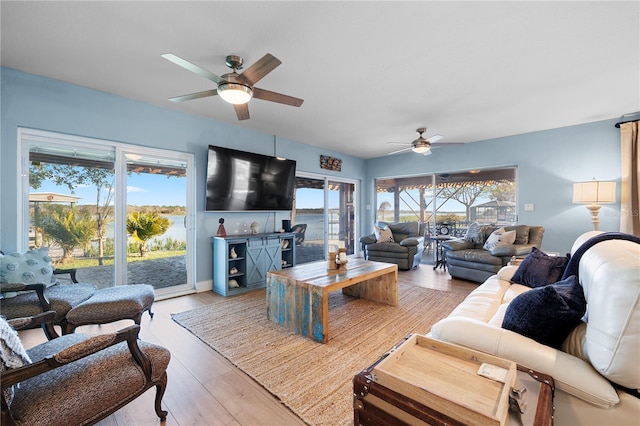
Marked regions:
[524,203,534,211]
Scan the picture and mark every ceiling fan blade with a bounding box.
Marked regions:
[233,103,250,120]
[237,53,281,86]
[387,147,412,155]
[426,134,444,143]
[431,142,466,147]
[168,89,218,102]
[161,53,224,85]
[253,87,304,107]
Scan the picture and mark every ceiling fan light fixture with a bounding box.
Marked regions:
[411,146,430,154]
[218,82,253,105]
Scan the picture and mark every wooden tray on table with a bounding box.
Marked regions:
[370,334,517,426]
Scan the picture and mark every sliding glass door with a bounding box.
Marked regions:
[20,128,195,296]
[123,150,190,294]
[293,173,358,264]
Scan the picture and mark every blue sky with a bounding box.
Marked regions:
[34,175,477,212]
[33,173,187,206]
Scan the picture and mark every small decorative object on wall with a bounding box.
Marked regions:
[320,155,342,172]
[217,218,227,237]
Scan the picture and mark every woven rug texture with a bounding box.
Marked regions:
[171,283,468,426]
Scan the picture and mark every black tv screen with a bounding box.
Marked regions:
[205,145,297,211]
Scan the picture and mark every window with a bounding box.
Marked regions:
[19,128,195,297]
[375,167,517,236]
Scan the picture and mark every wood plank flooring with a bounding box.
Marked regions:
[17,263,477,426]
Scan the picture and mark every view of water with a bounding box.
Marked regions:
[103,215,186,243]
[294,212,340,241]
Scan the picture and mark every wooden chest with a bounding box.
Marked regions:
[353,335,554,426]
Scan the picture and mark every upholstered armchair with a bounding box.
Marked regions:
[360,221,425,270]
[1,249,155,337]
[1,311,170,426]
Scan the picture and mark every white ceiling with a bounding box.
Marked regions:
[1,1,638,159]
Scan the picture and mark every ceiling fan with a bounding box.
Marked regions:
[387,128,452,156]
[161,53,304,120]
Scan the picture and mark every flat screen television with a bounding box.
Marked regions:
[205,145,297,211]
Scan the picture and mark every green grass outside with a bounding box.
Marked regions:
[55,250,186,269]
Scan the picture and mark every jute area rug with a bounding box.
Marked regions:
[171,283,468,426]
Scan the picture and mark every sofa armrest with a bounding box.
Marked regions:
[7,311,59,340]
[491,244,537,257]
[489,244,528,257]
[0,282,51,313]
[400,236,424,247]
[53,267,79,283]
[442,238,473,251]
[360,234,376,245]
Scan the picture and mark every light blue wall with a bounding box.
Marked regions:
[1,67,629,285]
[0,67,365,287]
[364,120,624,254]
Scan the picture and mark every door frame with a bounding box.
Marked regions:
[17,127,196,296]
[295,171,359,258]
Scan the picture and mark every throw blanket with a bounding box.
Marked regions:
[1,316,31,403]
[562,232,640,280]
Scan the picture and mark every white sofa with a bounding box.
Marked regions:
[430,231,640,425]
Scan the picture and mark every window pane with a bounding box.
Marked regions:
[29,142,116,288]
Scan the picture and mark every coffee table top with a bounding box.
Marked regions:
[268,257,397,289]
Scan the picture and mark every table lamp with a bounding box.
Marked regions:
[572,180,616,231]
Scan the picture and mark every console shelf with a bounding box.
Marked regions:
[212,233,296,296]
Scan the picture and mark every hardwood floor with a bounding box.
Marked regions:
[17,263,477,426]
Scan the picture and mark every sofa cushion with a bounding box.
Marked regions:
[464,223,496,247]
[504,225,531,245]
[483,228,516,251]
[387,221,419,242]
[502,275,586,348]
[366,242,409,254]
[374,224,394,243]
[0,248,57,287]
[446,248,503,265]
[510,247,570,288]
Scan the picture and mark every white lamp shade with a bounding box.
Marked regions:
[572,181,616,204]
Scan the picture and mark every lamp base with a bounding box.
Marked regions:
[585,204,602,231]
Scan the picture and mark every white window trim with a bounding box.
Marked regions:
[17,127,196,294]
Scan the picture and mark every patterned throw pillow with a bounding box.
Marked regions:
[483,228,517,251]
[502,275,586,348]
[0,316,32,405]
[464,222,494,247]
[0,248,57,287]
[510,247,570,288]
[374,224,395,243]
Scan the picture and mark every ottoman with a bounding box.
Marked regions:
[65,284,155,333]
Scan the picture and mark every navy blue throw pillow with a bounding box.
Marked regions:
[511,247,570,288]
[502,275,586,349]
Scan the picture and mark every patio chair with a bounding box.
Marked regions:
[291,224,307,245]
[1,311,170,425]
